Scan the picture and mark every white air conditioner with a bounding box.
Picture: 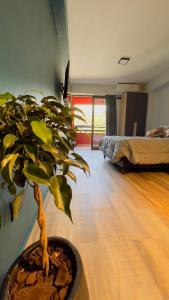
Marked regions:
[115,83,142,95]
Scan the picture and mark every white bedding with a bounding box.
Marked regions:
[100,136,169,165]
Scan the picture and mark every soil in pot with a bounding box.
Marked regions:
[8,245,73,300]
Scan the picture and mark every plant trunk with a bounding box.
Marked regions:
[34,183,49,276]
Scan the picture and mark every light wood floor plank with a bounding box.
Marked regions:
[27,150,169,299]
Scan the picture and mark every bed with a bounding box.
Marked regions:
[100,136,169,172]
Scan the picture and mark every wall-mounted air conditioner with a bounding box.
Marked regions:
[115,83,143,95]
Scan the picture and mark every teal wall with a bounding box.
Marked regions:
[0,0,68,97]
[0,185,47,284]
[0,0,69,283]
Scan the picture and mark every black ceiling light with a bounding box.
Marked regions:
[118,56,130,65]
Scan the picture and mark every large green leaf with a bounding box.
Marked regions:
[8,153,19,181]
[18,94,36,100]
[25,99,36,105]
[1,153,19,184]
[61,158,83,169]
[0,92,14,100]
[56,141,69,154]
[67,171,76,183]
[73,107,85,117]
[38,161,53,177]
[62,137,73,151]
[72,152,90,173]
[23,161,50,185]
[24,144,37,163]
[43,100,63,110]
[49,175,72,221]
[73,114,86,123]
[41,96,59,103]
[8,184,16,195]
[2,164,12,185]
[31,121,52,144]
[61,128,76,140]
[40,106,51,115]
[0,99,7,106]
[17,121,30,136]
[39,150,54,164]
[1,154,16,170]
[10,190,25,220]
[3,134,17,149]
[42,144,60,162]
[42,95,58,101]
[62,163,69,175]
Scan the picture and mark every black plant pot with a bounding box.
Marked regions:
[0,237,90,300]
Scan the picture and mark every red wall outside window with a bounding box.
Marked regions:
[72,96,93,145]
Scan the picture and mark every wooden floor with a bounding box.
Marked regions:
[27,150,169,300]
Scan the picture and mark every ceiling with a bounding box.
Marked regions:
[66,0,169,85]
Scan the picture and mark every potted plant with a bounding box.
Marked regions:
[0,92,90,300]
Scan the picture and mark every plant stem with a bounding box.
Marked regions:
[34,182,49,276]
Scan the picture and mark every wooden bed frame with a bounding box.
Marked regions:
[104,155,169,173]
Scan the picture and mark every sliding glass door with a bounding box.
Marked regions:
[91,97,106,149]
[71,95,106,149]
[72,96,92,147]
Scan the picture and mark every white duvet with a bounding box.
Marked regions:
[100,136,169,165]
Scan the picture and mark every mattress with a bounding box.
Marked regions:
[100,136,169,165]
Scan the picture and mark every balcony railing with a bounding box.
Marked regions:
[75,125,106,134]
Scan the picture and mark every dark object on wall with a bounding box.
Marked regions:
[106,95,117,135]
[119,92,148,136]
[63,60,70,99]
[0,237,90,300]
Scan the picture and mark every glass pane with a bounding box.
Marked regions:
[74,104,92,128]
[74,104,92,146]
[93,98,106,149]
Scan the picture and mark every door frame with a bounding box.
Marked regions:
[91,95,106,150]
[70,94,106,149]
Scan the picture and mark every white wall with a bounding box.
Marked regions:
[71,83,116,95]
[146,66,169,129]
[151,85,169,127]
